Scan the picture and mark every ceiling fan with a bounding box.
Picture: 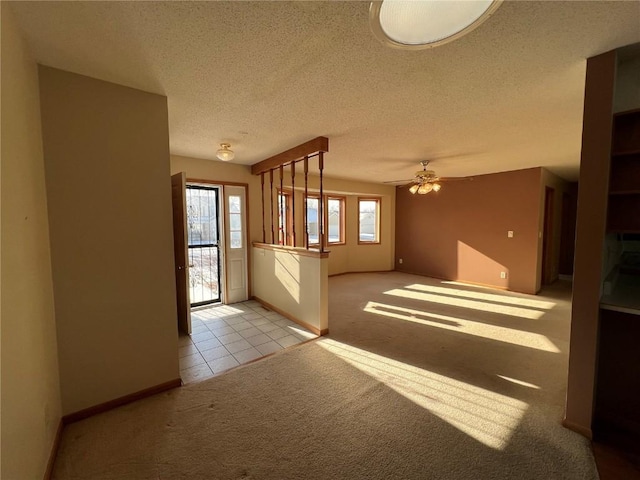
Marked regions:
[385,160,471,194]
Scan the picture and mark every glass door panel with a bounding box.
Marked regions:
[186,186,221,306]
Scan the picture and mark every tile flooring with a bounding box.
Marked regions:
[178,300,317,384]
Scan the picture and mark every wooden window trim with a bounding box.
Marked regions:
[277,189,293,247]
[357,197,381,245]
[326,195,346,246]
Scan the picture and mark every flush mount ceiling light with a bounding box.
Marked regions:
[216,143,234,162]
[369,0,503,50]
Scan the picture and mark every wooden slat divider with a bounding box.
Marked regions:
[261,172,266,243]
[251,137,328,175]
[291,161,296,247]
[318,152,325,253]
[269,169,274,244]
[279,165,284,245]
[304,156,309,249]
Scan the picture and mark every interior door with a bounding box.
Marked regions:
[224,185,249,303]
[171,172,191,334]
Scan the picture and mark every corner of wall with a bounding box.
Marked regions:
[1,4,63,478]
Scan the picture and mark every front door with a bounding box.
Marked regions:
[171,172,190,334]
[186,185,222,306]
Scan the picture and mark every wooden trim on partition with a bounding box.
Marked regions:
[252,241,330,259]
[252,296,329,336]
[43,419,64,480]
[251,136,329,175]
[62,378,182,425]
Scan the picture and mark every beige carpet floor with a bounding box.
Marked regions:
[53,272,597,479]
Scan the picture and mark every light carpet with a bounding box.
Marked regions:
[53,272,597,479]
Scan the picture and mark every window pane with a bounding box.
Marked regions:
[229,195,241,214]
[306,197,319,244]
[359,199,378,242]
[228,195,242,249]
[230,213,241,231]
[187,187,218,245]
[328,198,341,243]
[230,231,242,248]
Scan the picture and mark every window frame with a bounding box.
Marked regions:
[357,197,381,245]
[277,189,293,246]
[325,195,346,246]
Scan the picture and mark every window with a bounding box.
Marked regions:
[305,195,320,246]
[326,196,345,245]
[277,191,292,246]
[228,195,243,249]
[358,198,380,244]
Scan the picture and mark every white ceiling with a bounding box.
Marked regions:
[9,1,640,182]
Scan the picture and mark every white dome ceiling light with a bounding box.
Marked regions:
[216,143,235,162]
[369,0,503,50]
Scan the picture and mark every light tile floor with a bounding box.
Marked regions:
[179,300,317,384]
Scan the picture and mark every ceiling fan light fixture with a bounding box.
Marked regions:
[432,183,442,192]
[417,183,433,194]
[216,143,235,162]
[409,184,420,194]
[369,0,503,50]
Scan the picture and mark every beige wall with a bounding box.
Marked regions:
[395,168,542,294]
[252,246,328,333]
[39,67,179,415]
[0,5,62,478]
[170,154,396,278]
[267,175,396,276]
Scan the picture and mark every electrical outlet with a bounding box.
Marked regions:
[399,258,403,264]
[500,271,507,279]
[507,230,514,238]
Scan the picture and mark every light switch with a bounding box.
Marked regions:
[507,231,514,238]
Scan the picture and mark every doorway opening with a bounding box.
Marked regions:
[541,186,556,285]
[186,185,222,306]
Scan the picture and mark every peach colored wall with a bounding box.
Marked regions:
[39,67,179,415]
[1,6,62,478]
[395,168,542,294]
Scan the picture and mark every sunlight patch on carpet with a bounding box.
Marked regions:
[319,338,528,450]
[407,283,556,310]
[364,301,561,353]
[496,374,541,389]
[383,288,546,320]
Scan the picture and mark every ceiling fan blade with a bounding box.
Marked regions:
[437,176,473,182]
[383,178,415,184]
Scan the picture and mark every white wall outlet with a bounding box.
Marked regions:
[399,258,403,264]
[507,230,514,238]
[500,271,507,279]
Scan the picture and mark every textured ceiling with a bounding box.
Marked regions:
[9,1,640,182]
